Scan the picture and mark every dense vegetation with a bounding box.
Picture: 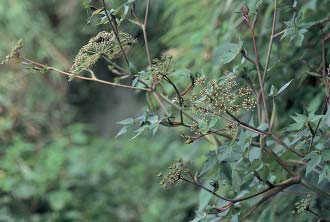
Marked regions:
[0,0,329,221]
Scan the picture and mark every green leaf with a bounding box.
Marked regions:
[208,117,218,128]
[116,127,128,137]
[318,165,330,183]
[213,41,243,66]
[146,92,159,112]
[306,154,321,175]
[307,94,323,113]
[270,98,276,128]
[232,170,241,192]
[322,150,330,162]
[199,153,217,177]
[269,85,278,97]
[284,113,307,131]
[117,118,134,125]
[198,121,209,134]
[92,7,104,16]
[249,147,261,163]
[128,61,138,75]
[276,79,293,96]
[231,215,239,222]
[291,113,307,123]
[198,189,213,211]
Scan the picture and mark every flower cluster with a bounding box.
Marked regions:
[292,195,312,214]
[1,39,23,64]
[189,75,256,134]
[70,31,136,75]
[159,159,190,189]
[151,56,175,82]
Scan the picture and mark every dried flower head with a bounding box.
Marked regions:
[160,158,190,188]
[70,31,136,75]
[1,39,23,64]
[151,56,175,82]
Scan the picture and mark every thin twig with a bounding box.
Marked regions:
[22,57,151,92]
[102,0,130,66]
[225,110,270,135]
[310,16,330,29]
[286,159,321,174]
[241,176,301,220]
[102,55,129,74]
[144,0,150,27]
[152,92,170,116]
[143,0,152,66]
[308,209,330,222]
[308,96,329,153]
[181,177,233,202]
[131,1,152,66]
[272,29,285,38]
[321,29,329,96]
[163,75,185,124]
[301,179,330,199]
[243,12,270,127]
[262,0,277,86]
[272,135,304,157]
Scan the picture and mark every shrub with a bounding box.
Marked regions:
[2,0,330,221]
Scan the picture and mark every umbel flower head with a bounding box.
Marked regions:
[1,39,23,64]
[70,31,136,75]
[151,56,175,82]
[189,75,256,134]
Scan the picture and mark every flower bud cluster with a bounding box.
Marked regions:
[189,76,256,133]
[151,56,175,82]
[159,159,190,189]
[292,195,312,215]
[1,39,23,64]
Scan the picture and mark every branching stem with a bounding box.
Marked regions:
[22,57,151,92]
[243,14,270,127]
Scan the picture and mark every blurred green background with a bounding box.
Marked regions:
[0,1,200,221]
[0,0,329,221]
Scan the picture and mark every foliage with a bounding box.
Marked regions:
[1,0,330,221]
[0,1,197,221]
[0,129,197,221]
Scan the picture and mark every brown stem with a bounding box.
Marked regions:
[301,179,330,199]
[22,57,151,92]
[163,76,184,124]
[310,16,330,29]
[262,0,277,88]
[144,0,150,27]
[265,147,296,176]
[321,29,329,96]
[102,0,130,66]
[153,92,170,116]
[182,174,300,208]
[243,15,270,127]
[181,177,233,202]
[242,176,301,220]
[308,96,330,153]
[131,0,152,66]
[272,135,304,157]
[308,209,330,222]
[225,110,270,135]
